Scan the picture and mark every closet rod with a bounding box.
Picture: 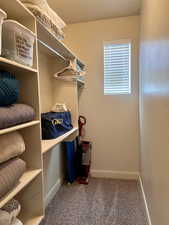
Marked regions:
[38,39,67,62]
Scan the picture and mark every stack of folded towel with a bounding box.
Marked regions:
[0,70,36,130]
[20,0,66,40]
[0,131,26,199]
[0,199,23,225]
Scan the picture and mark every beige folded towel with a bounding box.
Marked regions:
[0,158,26,199]
[0,209,11,225]
[0,132,25,164]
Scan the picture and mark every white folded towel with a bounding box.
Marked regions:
[0,210,12,225]
[20,0,66,29]
[11,218,23,225]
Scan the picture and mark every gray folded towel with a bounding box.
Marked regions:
[0,158,26,199]
[0,103,35,129]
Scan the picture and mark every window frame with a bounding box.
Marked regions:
[103,39,132,95]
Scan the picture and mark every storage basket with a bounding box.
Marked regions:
[2,20,35,67]
[0,9,7,55]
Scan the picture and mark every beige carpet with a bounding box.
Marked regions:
[40,178,148,225]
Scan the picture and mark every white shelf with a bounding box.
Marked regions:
[20,215,44,225]
[0,120,40,135]
[37,21,75,61]
[37,21,85,66]
[0,169,42,208]
[38,39,67,62]
[42,127,78,154]
[0,57,38,74]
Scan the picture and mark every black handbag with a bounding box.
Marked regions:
[41,111,73,140]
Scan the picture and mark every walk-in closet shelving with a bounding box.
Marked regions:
[0,57,38,73]
[37,22,82,152]
[38,45,79,152]
[0,0,86,224]
[0,120,40,135]
[0,169,41,208]
[0,0,44,224]
[42,127,78,154]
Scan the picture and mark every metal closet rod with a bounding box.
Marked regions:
[37,39,68,62]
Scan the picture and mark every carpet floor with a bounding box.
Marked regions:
[40,178,148,225]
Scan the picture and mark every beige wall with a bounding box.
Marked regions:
[140,0,169,225]
[64,16,140,176]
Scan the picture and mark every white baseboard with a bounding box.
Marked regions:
[139,176,152,225]
[45,178,63,208]
[90,169,139,180]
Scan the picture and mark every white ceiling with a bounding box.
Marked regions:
[48,0,141,24]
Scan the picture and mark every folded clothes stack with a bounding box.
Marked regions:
[20,0,66,40]
[0,132,26,199]
[0,199,23,225]
[0,158,26,198]
[0,70,36,130]
[0,131,26,199]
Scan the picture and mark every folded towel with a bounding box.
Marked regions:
[20,0,66,29]
[2,199,21,222]
[0,70,20,107]
[0,158,26,199]
[0,209,11,225]
[0,103,35,129]
[0,131,25,164]
[11,218,23,225]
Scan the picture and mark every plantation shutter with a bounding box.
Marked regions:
[104,41,131,95]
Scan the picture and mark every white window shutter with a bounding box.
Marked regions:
[104,41,131,95]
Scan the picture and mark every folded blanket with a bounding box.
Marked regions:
[2,199,21,222]
[0,158,26,199]
[0,210,11,225]
[24,4,64,40]
[0,103,35,129]
[20,0,66,29]
[11,218,23,225]
[0,70,20,106]
[0,131,25,164]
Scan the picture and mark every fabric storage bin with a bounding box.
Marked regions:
[0,9,7,55]
[2,20,35,67]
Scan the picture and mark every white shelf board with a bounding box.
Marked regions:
[20,215,44,225]
[38,39,67,62]
[0,57,38,74]
[0,169,42,208]
[37,21,76,61]
[0,120,40,135]
[42,127,78,154]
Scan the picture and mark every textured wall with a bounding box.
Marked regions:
[140,0,169,224]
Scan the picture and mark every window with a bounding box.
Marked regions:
[104,40,131,95]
